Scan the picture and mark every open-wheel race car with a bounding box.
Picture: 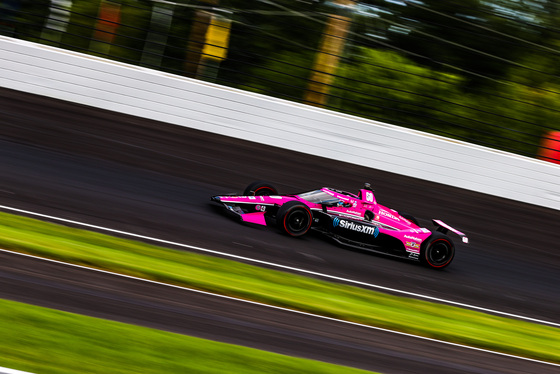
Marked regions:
[211,181,468,269]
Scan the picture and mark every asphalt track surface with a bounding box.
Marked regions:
[1,87,559,373]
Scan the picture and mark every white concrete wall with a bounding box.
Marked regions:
[2,36,559,210]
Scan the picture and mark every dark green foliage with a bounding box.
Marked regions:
[109,1,152,64]
[333,47,560,156]
[0,0,50,40]
[61,0,103,53]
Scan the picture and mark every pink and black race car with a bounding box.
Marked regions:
[211,181,468,269]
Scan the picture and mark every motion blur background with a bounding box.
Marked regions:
[2,0,560,162]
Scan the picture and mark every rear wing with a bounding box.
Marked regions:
[433,219,469,244]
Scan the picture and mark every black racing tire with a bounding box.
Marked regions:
[276,201,312,237]
[243,181,278,196]
[420,232,455,269]
[399,212,420,226]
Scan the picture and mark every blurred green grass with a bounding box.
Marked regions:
[0,298,374,374]
[0,211,559,364]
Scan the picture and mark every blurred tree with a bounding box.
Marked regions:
[391,1,541,86]
[333,47,466,133]
[488,0,560,88]
[304,0,356,107]
[62,0,103,53]
[184,0,219,78]
[356,0,560,88]
[1,1,50,40]
[219,0,324,94]
[333,46,560,156]
[110,0,152,65]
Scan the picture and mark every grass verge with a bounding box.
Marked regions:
[0,211,559,364]
[0,298,374,374]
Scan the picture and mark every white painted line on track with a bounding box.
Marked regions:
[0,367,35,374]
[1,247,559,368]
[1,205,559,329]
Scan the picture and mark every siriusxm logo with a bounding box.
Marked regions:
[333,217,379,238]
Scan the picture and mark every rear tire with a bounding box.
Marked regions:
[420,232,455,269]
[277,201,312,237]
[243,181,278,196]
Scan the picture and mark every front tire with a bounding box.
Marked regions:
[243,181,278,196]
[420,232,455,269]
[276,201,312,237]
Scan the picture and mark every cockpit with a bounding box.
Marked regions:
[297,190,341,205]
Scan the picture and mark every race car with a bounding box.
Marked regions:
[211,181,468,269]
